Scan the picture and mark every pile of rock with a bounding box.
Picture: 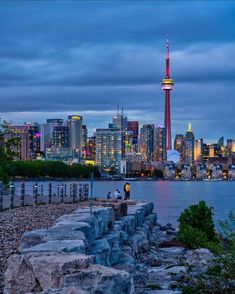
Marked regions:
[4,201,156,294]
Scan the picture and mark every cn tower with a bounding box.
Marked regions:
[162,36,174,150]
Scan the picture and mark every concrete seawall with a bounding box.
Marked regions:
[4,201,157,294]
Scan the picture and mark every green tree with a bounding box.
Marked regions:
[0,119,20,183]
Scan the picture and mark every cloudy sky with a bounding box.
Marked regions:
[0,1,234,141]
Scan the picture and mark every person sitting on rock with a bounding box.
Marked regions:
[106,191,111,199]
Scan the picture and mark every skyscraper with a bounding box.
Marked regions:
[184,123,195,164]
[112,113,128,131]
[194,138,203,162]
[162,36,174,150]
[127,121,139,144]
[139,124,155,162]
[67,115,83,157]
[174,134,184,162]
[154,126,166,162]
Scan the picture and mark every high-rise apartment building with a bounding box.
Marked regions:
[184,123,195,164]
[139,124,154,162]
[40,119,63,152]
[52,126,70,148]
[95,128,122,169]
[154,126,166,162]
[11,124,31,160]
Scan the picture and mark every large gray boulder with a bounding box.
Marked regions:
[62,264,134,294]
[4,253,94,294]
[21,227,87,250]
[88,239,111,266]
[103,231,121,265]
[21,240,86,255]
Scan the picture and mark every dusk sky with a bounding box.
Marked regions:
[0,1,234,141]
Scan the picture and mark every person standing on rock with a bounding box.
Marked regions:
[124,182,130,200]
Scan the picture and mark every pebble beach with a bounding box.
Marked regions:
[0,203,90,293]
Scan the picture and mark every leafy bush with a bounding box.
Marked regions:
[219,211,235,255]
[178,225,208,249]
[178,201,218,252]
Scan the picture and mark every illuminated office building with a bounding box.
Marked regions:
[184,123,195,164]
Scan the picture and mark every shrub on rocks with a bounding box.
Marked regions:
[177,201,220,253]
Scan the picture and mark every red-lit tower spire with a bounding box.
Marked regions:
[162,35,174,150]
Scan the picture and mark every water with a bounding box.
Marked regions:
[13,180,235,227]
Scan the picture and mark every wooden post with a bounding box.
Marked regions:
[79,184,82,201]
[20,182,25,207]
[0,187,3,212]
[60,184,64,203]
[48,182,52,204]
[90,172,94,213]
[33,183,38,205]
[10,183,14,209]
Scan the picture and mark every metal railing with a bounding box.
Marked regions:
[0,182,89,212]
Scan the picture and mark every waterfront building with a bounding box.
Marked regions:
[196,164,207,180]
[164,163,175,179]
[95,128,122,170]
[211,164,223,179]
[52,126,70,148]
[139,124,155,163]
[228,164,235,180]
[184,123,195,164]
[162,36,174,150]
[194,139,203,162]
[174,134,184,162]
[181,164,192,180]
[46,147,77,162]
[67,115,83,158]
[40,119,63,153]
[154,126,166,163]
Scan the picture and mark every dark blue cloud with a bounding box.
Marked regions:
[0,1,234,140]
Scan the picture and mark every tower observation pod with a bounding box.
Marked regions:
[162,36,174,150]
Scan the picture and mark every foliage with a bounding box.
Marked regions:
[178,201,218,252]
[152,169,164,178]
[5,161,100,179]
[218,211,235,254]
[183,254,235,294]
[0,119,20,183]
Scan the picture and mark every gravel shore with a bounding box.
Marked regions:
[0,202,90,293]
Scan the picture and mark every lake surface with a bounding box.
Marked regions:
[13,180,235,227]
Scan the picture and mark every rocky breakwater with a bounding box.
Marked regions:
[4,201,157,294]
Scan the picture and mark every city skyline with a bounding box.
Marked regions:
[0,1,234,140]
